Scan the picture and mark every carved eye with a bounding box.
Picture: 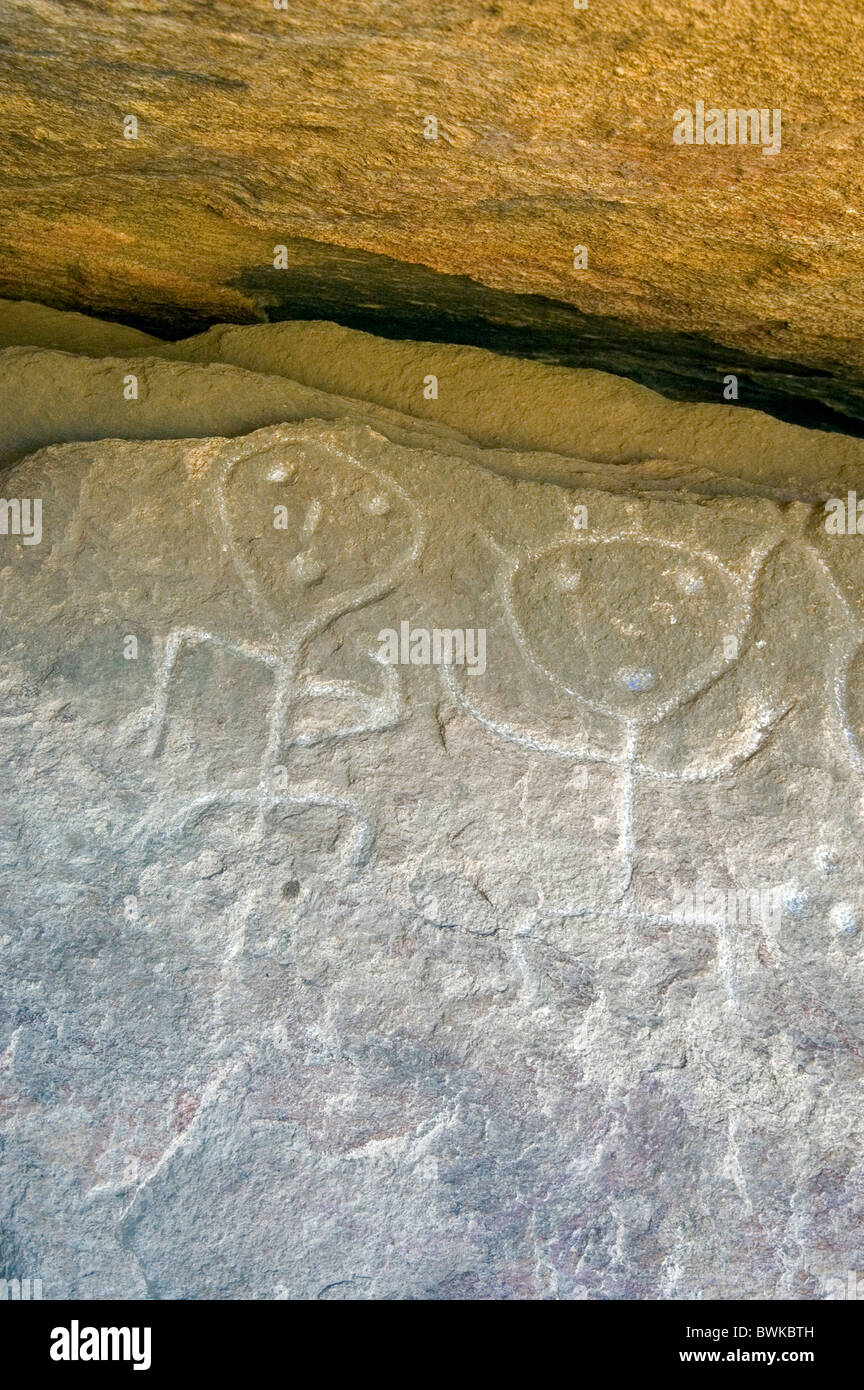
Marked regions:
[267,464,295,483]
[293,551,326,585]
[363,494,391,516]
[675,570,705,595]
[558,562,581,591]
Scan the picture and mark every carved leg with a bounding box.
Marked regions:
[144,626,283,758]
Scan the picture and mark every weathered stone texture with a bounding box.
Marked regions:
[2,1,864,390]
[5,309,864,500]
[1,410,862,1298]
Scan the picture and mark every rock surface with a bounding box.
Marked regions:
[3,2,864,406]
[2,409,863,1299]
[4,307,864,499]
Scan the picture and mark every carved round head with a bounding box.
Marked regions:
[506,536,747,723]
[219,441,422,640]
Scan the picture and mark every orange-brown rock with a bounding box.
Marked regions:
[2,0,863,391]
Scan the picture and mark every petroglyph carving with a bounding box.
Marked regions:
[142,436,426,830]
[802,537,864,776]
[445,525,789,906]
[4,400,864,1298]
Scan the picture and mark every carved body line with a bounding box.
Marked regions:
[141,445,426,814]
[802,541,864,774]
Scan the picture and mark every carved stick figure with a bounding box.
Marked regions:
[144,440,426,830]
[445,527,787,912]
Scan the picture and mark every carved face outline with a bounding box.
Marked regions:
[504,534,748,724]
[217,441,424,647]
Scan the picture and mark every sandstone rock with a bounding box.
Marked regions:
[0,297,161,358]
[1,416,862,1298]
[5,317,864,500]
[2,2,864,408]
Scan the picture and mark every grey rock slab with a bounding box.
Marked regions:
[1,419,863,1299]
